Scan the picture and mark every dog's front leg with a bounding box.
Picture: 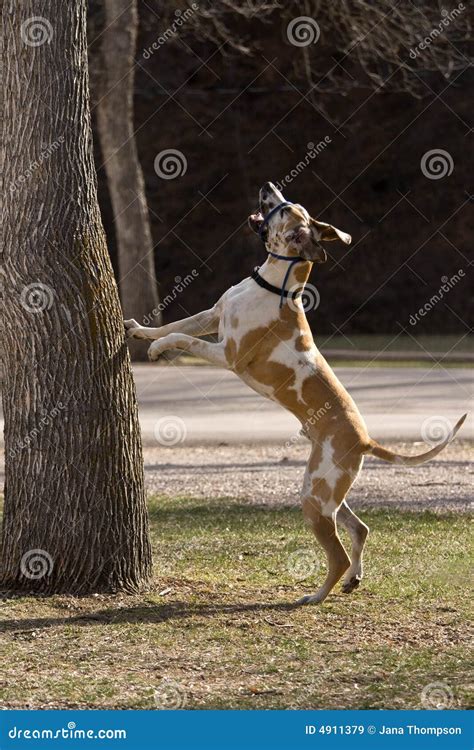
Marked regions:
[148,333,227,367]
[125,307,219,341]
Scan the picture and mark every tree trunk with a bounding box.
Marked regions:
[96,0,161,362]
[1,0,152,593]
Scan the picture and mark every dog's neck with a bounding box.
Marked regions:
[258,250,313,290]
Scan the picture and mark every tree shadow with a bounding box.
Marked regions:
[1,598,301,633]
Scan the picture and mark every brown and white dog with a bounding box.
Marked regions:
[125,181,466,604]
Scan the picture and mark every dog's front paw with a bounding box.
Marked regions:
[124,319,145,339]
[148,341,164,361]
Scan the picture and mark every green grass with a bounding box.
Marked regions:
[1,497,473,710]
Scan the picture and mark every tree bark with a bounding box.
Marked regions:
[96,0,161,362]
[1,0,152,593]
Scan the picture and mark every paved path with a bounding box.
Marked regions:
[0,365,471,511]
[134,364,473,444]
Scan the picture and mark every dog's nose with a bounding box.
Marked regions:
[260,182,276,201]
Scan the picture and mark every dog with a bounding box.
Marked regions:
[125,181,466,604]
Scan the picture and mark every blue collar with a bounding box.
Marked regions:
[257,201,306,308]
[258,201,295,242]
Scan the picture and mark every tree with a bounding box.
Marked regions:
[152,1,471,97]
[1,0,151,593]
[93,0,161,361]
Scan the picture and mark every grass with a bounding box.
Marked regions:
[1,496,473,710]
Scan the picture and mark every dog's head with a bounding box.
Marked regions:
[248,182,351,263]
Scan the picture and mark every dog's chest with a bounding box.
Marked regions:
[218,277,278,347]
[218,277,319,403]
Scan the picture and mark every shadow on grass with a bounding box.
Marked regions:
[1,599,301,633]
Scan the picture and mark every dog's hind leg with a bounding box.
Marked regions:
[337,500,369,594]
[298,495,351,605]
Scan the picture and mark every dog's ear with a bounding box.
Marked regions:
[287,225,327,263]
[310,218,352,245]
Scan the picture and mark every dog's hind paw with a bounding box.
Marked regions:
[341,576,361,594]
[296,593,325,606]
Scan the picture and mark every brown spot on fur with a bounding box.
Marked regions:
[302,495,322,520]
[294,263,312,284]
[230,316,239,328]
[225,323,291,373]
[311,477,332,504]
[334,470,357,500]
[295,333,313,351]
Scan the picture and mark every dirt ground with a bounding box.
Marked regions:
[0,440,471,514]
[143,440,473,513]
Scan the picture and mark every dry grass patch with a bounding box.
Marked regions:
[1,498,472,709]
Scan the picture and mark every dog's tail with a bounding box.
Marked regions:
[365,413,467,466]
